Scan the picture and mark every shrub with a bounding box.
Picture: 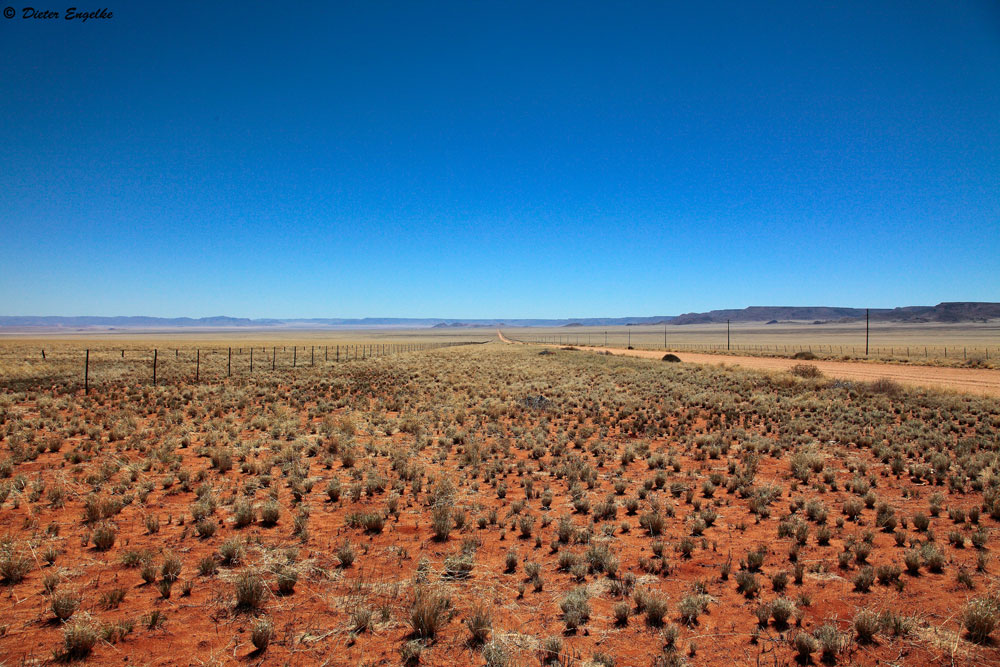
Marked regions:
[814,624,842,661]
[640,512,664,536]
[233,500,255,527]
[643,592,670,627]
[464,602,492,644]
[251,617,273,651]
[350,607,373,633]
[876,563,901,585]
[744,546,767,571]
[770,598,795,626]
[613,601,630,626]
[50,591,79,620]
[962,597,998,643]
[792,351,816,360]
[161,554,182,583]
[852,566,875,592]
[400,640,424,666]
[735,571,760,598]
[219,538,244,566]
[661,354,681,362]
[443,551,474,579]
[868,377,902,396]
[922,543,945,572]
[91,524,117,550]
[791,364,821,378]
[0,546,32,584]
[409,587,452,639]
[336,541,355,568]
[260,501,281,526]
[853,608,881,643]
[234,569,267,610]
[678,595,707,625]
[754,602,772,627]
[198,556,218,576]
[560,586,591,631]
[431,505,453,541]
[540,636,563,664]
[195,519,217,539]
[276,565,298,595]
[62,616,98,659]
[792,632,817,661]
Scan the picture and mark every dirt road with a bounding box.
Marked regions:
[497,331,1000,398]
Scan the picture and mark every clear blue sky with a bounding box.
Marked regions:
[1,1,998,318]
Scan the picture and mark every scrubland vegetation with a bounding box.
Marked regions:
[0,342,998,665]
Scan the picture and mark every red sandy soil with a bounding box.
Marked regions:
[1,343,998,666]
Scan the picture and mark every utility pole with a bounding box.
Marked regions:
[865,309,869,356]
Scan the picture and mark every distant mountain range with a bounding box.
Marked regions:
[668,302,1000,325]
[1,302,996,330]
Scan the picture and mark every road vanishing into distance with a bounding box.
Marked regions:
[497,331,1000,398]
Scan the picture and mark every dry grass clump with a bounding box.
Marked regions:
[790,363,822,378]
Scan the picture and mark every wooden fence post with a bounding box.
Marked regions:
[196,349,200,382]
[250,348,254,373]
[153,349,158,386]
[228,347,232,377]
[84,349,89,394]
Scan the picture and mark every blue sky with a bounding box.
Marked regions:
[1,1,998,318]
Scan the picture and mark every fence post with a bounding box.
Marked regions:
[41,349,45,359]
[293,346,297,367]
[336,345,340,362]
[196,349,200,382]
[311,346,314,367]
[272,347,276,371]
[153,349,158,386]
[228,347,232,377]
[250,347,254,373]
[84,349,89,394]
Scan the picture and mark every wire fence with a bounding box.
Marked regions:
[0,340,485,392]
[508,334,995,363]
